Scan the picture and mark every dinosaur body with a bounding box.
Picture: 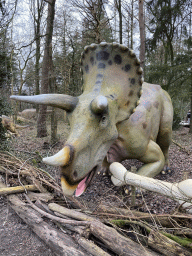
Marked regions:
[10,42,173,197]
[105,82,173,177]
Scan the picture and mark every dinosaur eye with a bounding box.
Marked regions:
[100,115,107,125]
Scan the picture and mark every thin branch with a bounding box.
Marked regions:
[24,194,90,226]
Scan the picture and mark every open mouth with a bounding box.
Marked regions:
[75,166,98,197]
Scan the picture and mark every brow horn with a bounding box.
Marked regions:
[43,145,72,166]
[91,95,108,114]
[10,94,78,112]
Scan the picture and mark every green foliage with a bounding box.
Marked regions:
[146,0,189,64]
[172,108,181,130]
[25,60,35,95]
[0,96,12,150]
[145,0,192,129]
[0,35,11,90]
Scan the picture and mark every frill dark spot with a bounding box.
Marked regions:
[124,64,131,72]
[96,51,110,61]
[114,54,122,64]
[142,122,147,129]
[96,74,103,79]
[85,65,89,73]
[98,63,106,69]
[154,101,159,109]
[125,100,130,106]
[128,90,134,97]
[108,60,112,65]
[90,56,94,66]
[131,78,135,84]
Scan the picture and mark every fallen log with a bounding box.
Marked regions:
[94,204,192,228]
[25,195,90,226]
[0,179,88,256]
[27,192,54,202]
[76,236,111,256]
[48,202,98,222]
[90,220,158,256]
[0,184,38,195]
[49,202,159,256]
[148,230,192,256]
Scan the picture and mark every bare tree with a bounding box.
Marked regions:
[138,0,145,71]
[114,0,122,44]
[37,0,56,138]
[72,0,111,44]
[122,0,135,49]
[30,0,45,110]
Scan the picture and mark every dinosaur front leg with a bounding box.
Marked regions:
[137,140,165,177]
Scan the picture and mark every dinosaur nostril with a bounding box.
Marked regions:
[73,170,77,178]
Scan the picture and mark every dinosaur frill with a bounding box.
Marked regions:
[81,42,143,120]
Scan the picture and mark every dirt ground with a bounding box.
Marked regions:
[0,122,192,255]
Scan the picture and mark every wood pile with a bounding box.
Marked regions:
[0,151,192,256]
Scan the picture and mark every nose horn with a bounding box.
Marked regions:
[43,145,73,167]
[91,95,108,114]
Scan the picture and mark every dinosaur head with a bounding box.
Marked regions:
[11,42,143,196]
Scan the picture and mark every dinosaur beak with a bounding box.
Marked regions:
[60,176,78,196]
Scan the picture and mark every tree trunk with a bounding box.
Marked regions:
[35,11,40,113]
[139,0,145,72]
[37,0,56,137]
[131,0,134,49]
[118,0,122,44]
[115,0,122,44]
[189,82,192,133]
[51,108,57,144]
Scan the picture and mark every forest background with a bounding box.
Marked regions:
[0,0,192,145]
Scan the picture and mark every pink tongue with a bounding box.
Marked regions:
[75,177,87,197]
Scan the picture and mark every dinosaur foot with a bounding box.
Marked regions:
[161,166,173,175]
[124,186,146,197]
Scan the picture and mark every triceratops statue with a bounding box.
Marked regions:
[11,42,173,197]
